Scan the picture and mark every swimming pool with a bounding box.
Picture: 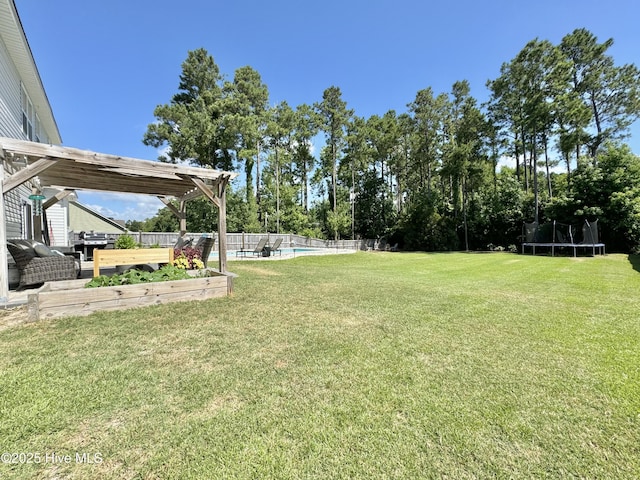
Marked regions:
[207,247,343,260]
[276,247,319,254]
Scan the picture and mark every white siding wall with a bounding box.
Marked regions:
[0,34,25,139]
[1,31,59,243]
[0,34,29,240]
[45,201,68,247]
[4,185,28,239]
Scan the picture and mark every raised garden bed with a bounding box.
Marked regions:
[26,269,234,322]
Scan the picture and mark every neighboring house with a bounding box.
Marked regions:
[68,201,127,235]
[0,0,62,242]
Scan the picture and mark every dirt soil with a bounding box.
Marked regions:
[0,306,29,331]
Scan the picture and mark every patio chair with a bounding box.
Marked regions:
[194,234,215,267]
[252,237,269,257]
[174,235,193,249]
[7,239,77,290]
[270,238,283,256]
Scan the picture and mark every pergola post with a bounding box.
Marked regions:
[33,213,43,242]
[178,200,187,237]
[217,177,229,273]
[0,164,9,302]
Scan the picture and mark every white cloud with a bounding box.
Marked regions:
[77,192,165,222]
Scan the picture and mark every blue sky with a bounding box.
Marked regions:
[15,0,640,221]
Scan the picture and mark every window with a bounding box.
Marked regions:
[22,201,33,239]
[21,85,40,141]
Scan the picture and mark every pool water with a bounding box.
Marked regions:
[207,247,322,258]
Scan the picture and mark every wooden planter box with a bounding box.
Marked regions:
[26,270,234,322]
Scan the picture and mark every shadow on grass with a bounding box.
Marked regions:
[627,254,640,273]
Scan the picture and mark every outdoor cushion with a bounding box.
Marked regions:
[34,242,55,257]
[7,239,36,260]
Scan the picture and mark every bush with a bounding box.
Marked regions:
[115,234,138,249]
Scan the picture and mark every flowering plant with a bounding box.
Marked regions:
[173,246,204,269]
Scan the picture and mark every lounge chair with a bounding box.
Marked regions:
[236,237,269,258]
[252,237,269,257]
[270,238,283,256]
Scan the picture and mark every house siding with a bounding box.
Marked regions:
[1,15,63,244]
[69,202,127,234]
[45,201,68,246]
[1,33,31,240]
[0,33,25,140]
[4,186,25,238]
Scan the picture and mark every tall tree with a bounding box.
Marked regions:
[143,48,233,169]
[486,64,526,185]
[488,40,569,221]
[266,101,296,233]
[408,88,448,193]
[395,113,415,212]
[344,115,372,238]
[515,39,569,202]
[560,28,640,158]
[292,103,318,213]
[224,65,269,203]
[442,80,488,249]
[315,86,352,215]
[366,111,400,230]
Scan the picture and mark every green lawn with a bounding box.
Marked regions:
[1,252,639,479]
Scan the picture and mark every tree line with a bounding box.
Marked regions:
[129,28,640,253]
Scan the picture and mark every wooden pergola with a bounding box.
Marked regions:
[0,137,238,302]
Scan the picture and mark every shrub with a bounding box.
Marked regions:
[115,234,138,249]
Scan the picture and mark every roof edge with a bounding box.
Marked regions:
[2,0,62,143]
[69,200,128,232]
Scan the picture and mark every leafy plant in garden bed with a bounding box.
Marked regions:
[85,264,195,287]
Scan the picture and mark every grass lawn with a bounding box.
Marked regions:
[1,251,639,479]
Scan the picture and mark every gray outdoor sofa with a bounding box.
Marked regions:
[7,239,78,290]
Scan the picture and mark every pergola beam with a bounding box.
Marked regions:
[2,157,58,193]
[188,177,221,208]
[43,189,74,210]
[0,137,229,182]
[158,197,187,236]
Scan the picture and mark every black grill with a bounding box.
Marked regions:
[75,232,109,260]
[79,231,108,246]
